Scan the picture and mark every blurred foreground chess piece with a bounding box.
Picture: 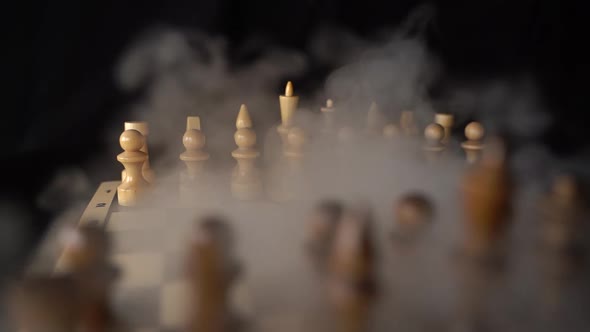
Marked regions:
[277,81,299,146]
[434,113,454,144]
[57,225,117,332]
[121,121,155,183]
[117,129,150,207]
[460,138,512,259]
[306,200,344,271]
[180,116,210,197]
[321,99,337,136]
[327,205,376,332]
[186,216,239,332]
[7,275,81,332]
[537,175,589,316]
[400,111,418,137]
[461,122,485,164]
[391,193,434,243]
[422,123,445,163]
[231,105,262,200]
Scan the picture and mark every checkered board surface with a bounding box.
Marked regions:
[50,181,334,332]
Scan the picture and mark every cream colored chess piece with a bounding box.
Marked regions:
[461,122,485,164]
[121,121,155,183]
[180,116,210,197]
[282,126,309,200]
[231,105,262,200]
[422,123,445,162]
[434,113,454,144]
[400,111,418,137]
[277,81,299,146]
[117,129,149,206]
[180,116,209,178]
[320,99,336,135]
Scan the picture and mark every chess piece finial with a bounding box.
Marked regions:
[117,129,149,206]
[400,110,418,136]
[366,102,383,136]
[122,121,155,183]
[186,116,201,130]
[394,193,434,231]
[461,121,485,164]
[423,123,445,162]
[232,104,262,200]
[434,113,454,144]
[383,123,400,140]
[180,116,210,181]
[278,81,299,145]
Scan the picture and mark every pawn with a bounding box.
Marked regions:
[117,129,149,206]
[186,216,237,332]
[180,116,210,192]
[121,121,155,183]
[305,200,344,270]
[231,104,262,200]
[422,123,445,162]
[461,122,485,164]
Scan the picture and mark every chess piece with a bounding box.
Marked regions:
[382,123,400,140]
[461,122,485,164]
[231,104,262,200]
[366,102,383,137]
[121,121,155,183]
[400,110,418,137]
[392,193,434,238]
[117,129,149,206]
[186,216,237,332]
[460,138,512,258]
[434,113,454,144]
[422,123,445,162]
[321,99,336,136]
[277,81,299,146]
[327,205,376,332]
[180,116,210,195]
[306,200,344,270]
[539,175,588,263]
[57,225,117,332]
[7,276,81,332]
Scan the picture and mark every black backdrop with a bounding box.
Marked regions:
[3,0,562,273]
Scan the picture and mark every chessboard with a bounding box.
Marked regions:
[11,82,590,332]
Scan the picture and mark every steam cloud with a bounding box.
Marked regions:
[4,4,586,332]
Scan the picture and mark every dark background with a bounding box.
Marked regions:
[3,0,562,274]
